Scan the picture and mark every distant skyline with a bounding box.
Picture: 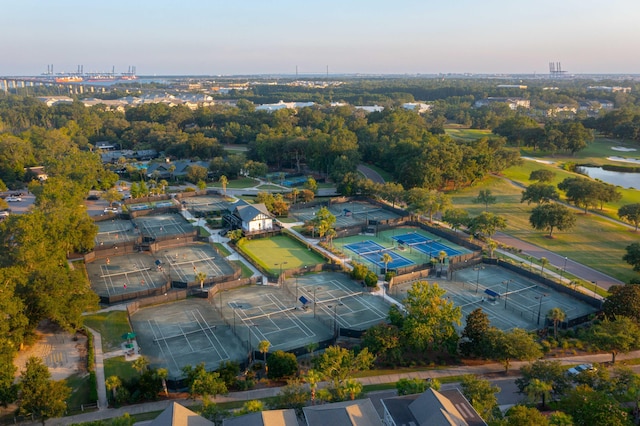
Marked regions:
[3,0,640,76]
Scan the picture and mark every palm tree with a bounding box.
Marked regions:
[438,250,447,274]
[157,368,169,397]
[343,378,362,401]
[540,257,549,276]
[258,340,270,374]
[547,307,566,340]
[326,228,337,248]
[306,342,319,362]
[487,239,498,258]
[195,271,207,289]
[159,179,169,194]
[219,175,228,196]
[105,375,122,402]
[526,378,553,409]
[168,164,176,182]
[381,252,393,276]
[305,369,323,405]
[132,356,149,375]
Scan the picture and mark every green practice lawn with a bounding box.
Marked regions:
[238,234,325,274]
[445,128,493,141]
[209,177,259,189]
[83,311,132,352]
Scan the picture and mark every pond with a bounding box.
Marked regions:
[577,166,640,189]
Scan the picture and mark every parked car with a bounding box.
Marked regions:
[103,207,118,214]
[87,194,100,200]
[0,209,10,218]
[567,363,595,376]
[6,196,22,202]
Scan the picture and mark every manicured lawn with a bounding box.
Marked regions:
[232,260,254,278]
[213,243,231,256]
[104,356,137,382]
[256,184,284,191]
[209,177,259,189]
[449,174,640,283]
[238,234,325,274]
[65,372,95,410]
[83,311,132,352]
[445,128,493,141]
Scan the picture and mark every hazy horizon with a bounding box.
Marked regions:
[3,0,639,76]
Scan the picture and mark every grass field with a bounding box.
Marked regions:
[209,177,259,189]
[449,174,640,283]
[83,311,132,352]
[238,234,326,274]
[445,128,493,141]
[104,356,137,382]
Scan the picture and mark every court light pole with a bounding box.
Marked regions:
[536,294,548,326]
[503,279,512,309]
[560,257,568,281]
[328,302,344,337]
[474,266,484,294]
[275,262,288,285]
[591,281,598,298]
[313,286,320,318]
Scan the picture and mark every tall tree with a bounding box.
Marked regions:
[18,357,70,425]
[562,385,631,426]
[402,281,462,353]
[473,189,496,211]
[461,308,491,357]
[529,169,556,183]
[623,243,640,272]
[529,203,576,237]
[521,183,559,205]
[547,307,566,340]
[468,212,507,240]
[313,345,373,390]
[603,284,640,322]
[487,328,542,372]
[460,374,501,423]
[516,360,572,404]
[619,204,640,231]
[588,316,640,364]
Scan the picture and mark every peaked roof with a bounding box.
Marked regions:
[409,388,467,426]
[303,399,382,426]
[150,402,214,426]
[235,203,272,222]
[222,409,298,426]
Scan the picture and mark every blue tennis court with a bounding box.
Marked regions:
[344,240,414,270]
[393,233,462,257]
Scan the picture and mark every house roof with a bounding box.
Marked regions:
[235,203,272,222]
[382,389,486,426]
[303,399,382,426]
[222,409,298,426]
[149,402,214,426]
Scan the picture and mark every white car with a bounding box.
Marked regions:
[6,196,22,202]
[567,363,595,376]
[103,207,119,214]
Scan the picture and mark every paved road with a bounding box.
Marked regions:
[45,347,640,425]
[493,231,623,291]
[357,164,385,184]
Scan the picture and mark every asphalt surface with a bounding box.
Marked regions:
[357,164,385,184]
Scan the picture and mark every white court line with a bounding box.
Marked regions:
[148,319,180,373]
[192,309,229,361]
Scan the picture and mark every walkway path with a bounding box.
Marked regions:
[85,327,108,411]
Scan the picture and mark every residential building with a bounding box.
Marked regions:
[303,399,383,426]
[223,409,298,426]
[474,97,530,110]
[381,388,486,426]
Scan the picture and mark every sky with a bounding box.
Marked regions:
[2,0,640,76]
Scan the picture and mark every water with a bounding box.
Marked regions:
[577,166,640,189]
